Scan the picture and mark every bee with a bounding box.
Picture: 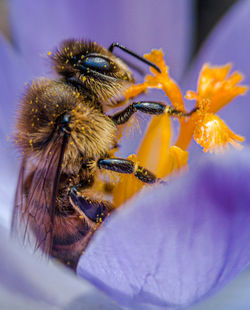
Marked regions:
[12,39,191,270]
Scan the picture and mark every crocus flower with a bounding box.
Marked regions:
[1,0,250,309]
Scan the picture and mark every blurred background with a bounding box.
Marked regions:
[0,0,238,63]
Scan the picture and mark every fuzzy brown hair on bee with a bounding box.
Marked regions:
[12,39,190,270]
[51,39,135,105]
[16,79,116,175]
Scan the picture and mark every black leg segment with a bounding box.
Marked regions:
[133,101,166,114]
[70,186,112,222]
[167,106,198,117]
[111,101,197,125]
[98,158,135,173]
[134,166,156,183]
[98,157,157,184]
[111,101,166,125]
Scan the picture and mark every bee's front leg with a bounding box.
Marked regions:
[97,157,158,184]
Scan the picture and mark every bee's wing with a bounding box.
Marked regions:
[11,133,68,255]
[12,157,26,234]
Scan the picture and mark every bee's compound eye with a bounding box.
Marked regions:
[82,56,111,72]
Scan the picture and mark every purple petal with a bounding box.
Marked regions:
[77,148,250,308]
[182,0,250,146]
[0,35,32,227]
[0,35,31,135]
[9,0,194,79]
[189,267,250,310]
[0,224,123,309]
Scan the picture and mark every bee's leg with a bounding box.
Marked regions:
[98,158,157,184]
[111,101,197,125]
[69,186,114,222]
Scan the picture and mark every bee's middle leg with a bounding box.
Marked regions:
[97,157,158,184]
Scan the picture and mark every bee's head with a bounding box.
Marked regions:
[51,39,135,104]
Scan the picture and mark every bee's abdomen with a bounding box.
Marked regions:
[52,213,96,270]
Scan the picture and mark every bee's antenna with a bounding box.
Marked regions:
[108,42,161,73]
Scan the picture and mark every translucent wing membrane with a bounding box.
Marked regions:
[11,133,68,255]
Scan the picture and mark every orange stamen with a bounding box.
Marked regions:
[176,64,247,150]
[193,113,244,153]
